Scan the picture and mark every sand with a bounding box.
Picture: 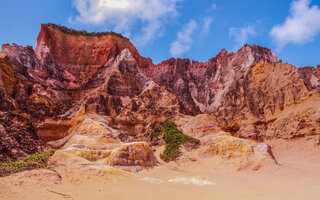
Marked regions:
[1,138,320,200]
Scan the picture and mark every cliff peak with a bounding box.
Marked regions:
[34,23,152,83]
[238,44,280,63]
[35,23,141,67]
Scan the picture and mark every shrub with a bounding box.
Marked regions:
[160,121,199,162]
[47,23,128,39]
[151,131,160,137]
[0,149,55,177]
[138,94,146,99]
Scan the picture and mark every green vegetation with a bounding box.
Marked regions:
[138,94,146,99]
[151,131,160,137]
[47,23,128,39]
[0,149,55,177]
[160,121,200,162]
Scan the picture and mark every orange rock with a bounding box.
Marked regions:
[107,142,157,167]
[201,132,277,170]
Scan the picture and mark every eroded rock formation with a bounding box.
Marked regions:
[200,132,277,170]
[0,23,319,168]
[141,46,320,140]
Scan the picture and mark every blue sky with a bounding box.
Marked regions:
[1,0,320,67]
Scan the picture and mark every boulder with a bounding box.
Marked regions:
[107,142,157,167]
[50,118,157,172]
[201,132,277,170]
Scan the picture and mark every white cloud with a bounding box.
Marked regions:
[270,0,320,49]
[70,0,182,45]
[135,21,162,46]
[170,42,190,57]
[211,3,217,10]
[170,20,198,57]
[201,17,213,36]
[229,25,256,51]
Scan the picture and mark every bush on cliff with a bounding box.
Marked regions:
[47,23,127,39]
[0,149,55,177]
[160,121,200,162]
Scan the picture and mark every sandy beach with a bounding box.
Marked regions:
[1,138,319,200]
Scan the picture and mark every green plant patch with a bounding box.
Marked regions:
[151,131,160,137]
[138,94,146,99]
[47,23,127,39]
[0,149,55,177]
[160,121,200,162]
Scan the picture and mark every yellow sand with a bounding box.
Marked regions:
[0,138,320,200]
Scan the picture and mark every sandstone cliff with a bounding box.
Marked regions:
[141,45,320,140]
[0,23,319,164]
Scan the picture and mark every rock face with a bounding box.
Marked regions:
[36,24,152,87]
[141,45,280,115]
[298,66,320,91]
[0,23,319,166]
[0,112,44,162]
[201,132,276,170]
[0,24,175,162]
[108,142,157,168]
[50,117,157,172]
[141,46,320,140]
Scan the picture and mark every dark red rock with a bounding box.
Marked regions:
[0,112,44,162]
[298,66,320,91]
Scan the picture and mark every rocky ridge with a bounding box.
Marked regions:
[141,45,320,141]
[0,24,319,171]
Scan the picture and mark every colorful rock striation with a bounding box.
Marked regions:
[0,23,319,170]
[141,46,320,140]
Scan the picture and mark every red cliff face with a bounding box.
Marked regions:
[141,45,281,115]
[35,24,152,85]
[0,24,173,161]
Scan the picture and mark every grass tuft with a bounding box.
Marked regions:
[0,149,55,177]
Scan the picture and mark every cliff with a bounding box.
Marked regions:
[35,24,152,86]
[0,23,319,163]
